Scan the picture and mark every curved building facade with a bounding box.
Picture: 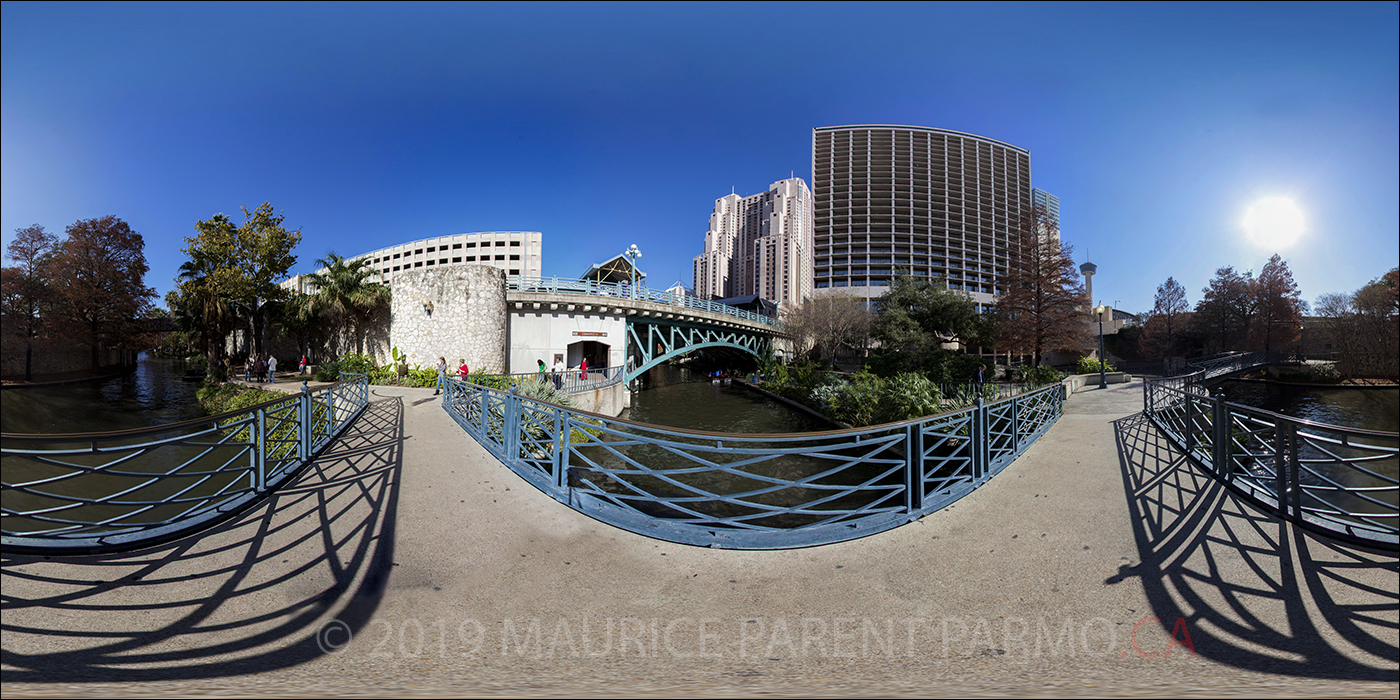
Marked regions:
[812,125,1032,306]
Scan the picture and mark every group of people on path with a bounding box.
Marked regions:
[429,355,598,395]
[242,355,278,384]
[237,354,312,385]
[433,357,472,395]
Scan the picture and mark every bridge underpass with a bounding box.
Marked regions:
[505,288,780,386]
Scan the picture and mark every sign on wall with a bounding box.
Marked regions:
[572,331,608,337]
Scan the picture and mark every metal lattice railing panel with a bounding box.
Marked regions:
[1143,370,1398,549]
[443,378,1063,549]
[1,374,371,553]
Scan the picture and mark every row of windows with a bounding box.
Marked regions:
[373,240,526,263]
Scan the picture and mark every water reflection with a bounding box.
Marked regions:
[623,366,829,433]
[1,352,204,435]
[1212,380,1399,434]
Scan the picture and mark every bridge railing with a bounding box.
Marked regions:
[1143,373,1398,549]
[1,374,371,554]
[443,376,1063,549]
[509,276,781,328]
[1184,350,1291,380]
[467,366,625,394]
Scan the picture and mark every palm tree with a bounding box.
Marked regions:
[176,246,236,364]
[301,252,390,356]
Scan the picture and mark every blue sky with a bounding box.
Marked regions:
[3,1,1396,314]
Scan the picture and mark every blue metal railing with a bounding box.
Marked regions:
[443,376,1063,549]
[468,366,625,394]
[1144,372,1398,549]
[1,374,371,554]
[509,275,781,328]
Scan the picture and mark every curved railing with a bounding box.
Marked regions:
[443,376,1063,549]
[1,374,371,554]
[509,276,781,328]
[1144,375,1398,549]
[1183,350,1291,380]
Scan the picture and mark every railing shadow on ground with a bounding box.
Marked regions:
[0,395,404,683]
[1112,411,1398,679]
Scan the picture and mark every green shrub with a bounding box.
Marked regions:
[876,372,943,423]
[314,360,340,382]
[1076,357,1116,374]
[1310,363,1341,382]
[338,353,377,376]
[1015,365,1065,383]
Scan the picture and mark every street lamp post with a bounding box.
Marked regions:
[1094,303,1107,390]
[624,244,641,300]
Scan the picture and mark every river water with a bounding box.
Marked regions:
[623,366,830,433]
[1212,380,1399,434]
[0,352,204,435]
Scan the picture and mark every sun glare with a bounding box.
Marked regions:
[1243,197,1305,250]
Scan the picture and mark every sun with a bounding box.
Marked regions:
[1243,197,1305,250]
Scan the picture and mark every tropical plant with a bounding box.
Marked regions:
[1015,364,1064,384]
[299,252,390,356]
[876,372,943,423]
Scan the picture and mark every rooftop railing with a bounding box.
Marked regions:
[444,376,1063,549]
[508,276,781,328]
[1,374,371,554]
[1144,372,1398,549]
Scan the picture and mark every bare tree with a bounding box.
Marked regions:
[783,292,873,368]
[1315,268,1400,379]
[993,204,1088,366]
[1193,266,1255,353]
[1149,277,1189,358]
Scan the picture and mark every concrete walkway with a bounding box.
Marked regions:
[2,382,1395,697]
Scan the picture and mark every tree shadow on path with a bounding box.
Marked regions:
[1111,412,1397,679]
[0,396,405,683]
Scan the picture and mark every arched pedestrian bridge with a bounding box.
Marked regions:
[505,276,780,384]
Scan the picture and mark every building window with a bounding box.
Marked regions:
[453,257,462,263]
[415,249,423,255]
[414,262,423,268]
[453,243,462,250]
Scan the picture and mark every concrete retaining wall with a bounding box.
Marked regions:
[1062,372,1131,393]
[1,346,135,377]
[567,381,628,417]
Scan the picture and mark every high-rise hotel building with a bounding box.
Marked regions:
[693,178,813,307]
[812,125,1032,307]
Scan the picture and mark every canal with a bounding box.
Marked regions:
[1211,380,1399,434]
[623,366,830,433]
[571,366,894,529]
[1,352,204,435]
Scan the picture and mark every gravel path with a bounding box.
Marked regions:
[3,382,1395,697]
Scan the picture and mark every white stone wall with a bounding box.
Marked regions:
[507,308,626,374]
[388,265,507,373]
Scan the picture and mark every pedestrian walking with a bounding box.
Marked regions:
[435,356,447,395]
[267,355,277,383]
[299,355,308,376]
[253,356,266,383]
[551,356,565,389]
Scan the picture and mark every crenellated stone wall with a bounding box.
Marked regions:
[387,266,508,373]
